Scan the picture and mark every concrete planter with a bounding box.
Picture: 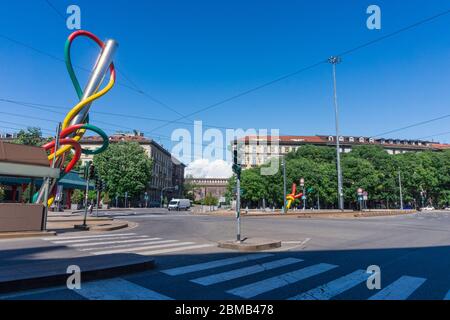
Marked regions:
[0,203,45,232]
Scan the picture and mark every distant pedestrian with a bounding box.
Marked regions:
[88,203,94,215]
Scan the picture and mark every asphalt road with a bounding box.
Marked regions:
[1,209,450,300]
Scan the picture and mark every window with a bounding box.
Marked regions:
[349,137,355,142]
[359,137,365,143]
[328,136,334,141]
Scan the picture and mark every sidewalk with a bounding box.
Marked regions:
[0,244,154,293]
[0,212,133,239]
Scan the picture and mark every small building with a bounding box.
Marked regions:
[0,141,59,232]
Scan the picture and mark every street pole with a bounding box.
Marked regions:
[82,162,91,227]
[236,176,241,242]
[42,123,61,231]
[96,188,100,217]
[329,56,344,211]
[398,170,404,210]
[282,157,287,214]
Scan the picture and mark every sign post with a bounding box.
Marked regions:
[357,188,363,211]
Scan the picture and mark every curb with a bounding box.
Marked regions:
[73,221,130,232]
[0,257,155,294]
[218,238,281,251]
[0,230,57,239]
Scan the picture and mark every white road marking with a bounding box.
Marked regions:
[228,263,337,299]
[289,269,369,300]
[139,243,214,255]
[444,290,450,300]
[66,237,160,247]
[78,239,177,251]
[192,257,303,286]
[52,235,148,244]
[42,233,136,241]
[91,242,195,255]
[162,253,273,276]
[368,276,426,300]
[74,278,172,300]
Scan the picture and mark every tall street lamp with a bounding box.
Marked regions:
[282,157,287,214]
[329,56,344,211]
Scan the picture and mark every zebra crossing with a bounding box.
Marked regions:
[41,232,214,257]
[160,253,449,300]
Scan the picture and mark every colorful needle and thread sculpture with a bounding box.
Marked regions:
[33,30,118,206]
[285,183,303,210]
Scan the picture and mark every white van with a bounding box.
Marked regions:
[168,199,191,211]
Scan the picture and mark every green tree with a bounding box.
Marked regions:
[13,127,46,146]
[71,189,84,205]
[93,142,152,198]
[0,185,5,202]
[203,192,218,206]
[183,175,198,201]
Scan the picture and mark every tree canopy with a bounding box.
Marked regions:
[93,142,153,198]
[228,145,450,209]
[13,127,47,146]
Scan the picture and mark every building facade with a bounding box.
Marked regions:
[185,177,229,203]
[79,132,185,204]
[233,135,450,168]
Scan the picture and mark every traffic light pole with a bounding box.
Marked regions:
[96,188,100,217]
[82,162,92,228]
[236,175,241,242]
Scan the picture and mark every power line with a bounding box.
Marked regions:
[43,0,65,20]
[372,114,450,138]
[416,130,450,140]
[0,97,237,130]
[146,7,450,133]
[0,103,232,152]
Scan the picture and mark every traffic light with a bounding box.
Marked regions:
[101,180,107,192]
[232,149,241,179]
[95,178,101,190]
[88,164,96,180]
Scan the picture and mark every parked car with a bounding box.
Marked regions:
[421,206,435,211]
[444,207,450,211]
[168,199,191,211]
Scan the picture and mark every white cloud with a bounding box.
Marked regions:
[185,159,232,178]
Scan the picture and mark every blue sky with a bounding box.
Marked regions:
[0,0,449,160]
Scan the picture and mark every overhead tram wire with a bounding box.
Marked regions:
[0,97,239,130]
[145,7,450,134]
[0,107,232,154]
[372,113,450,138]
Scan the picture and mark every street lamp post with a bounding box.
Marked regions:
[398,171,404,210]
[300,178,305,210]
[329,56,344,211]
[282,157,287,214]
